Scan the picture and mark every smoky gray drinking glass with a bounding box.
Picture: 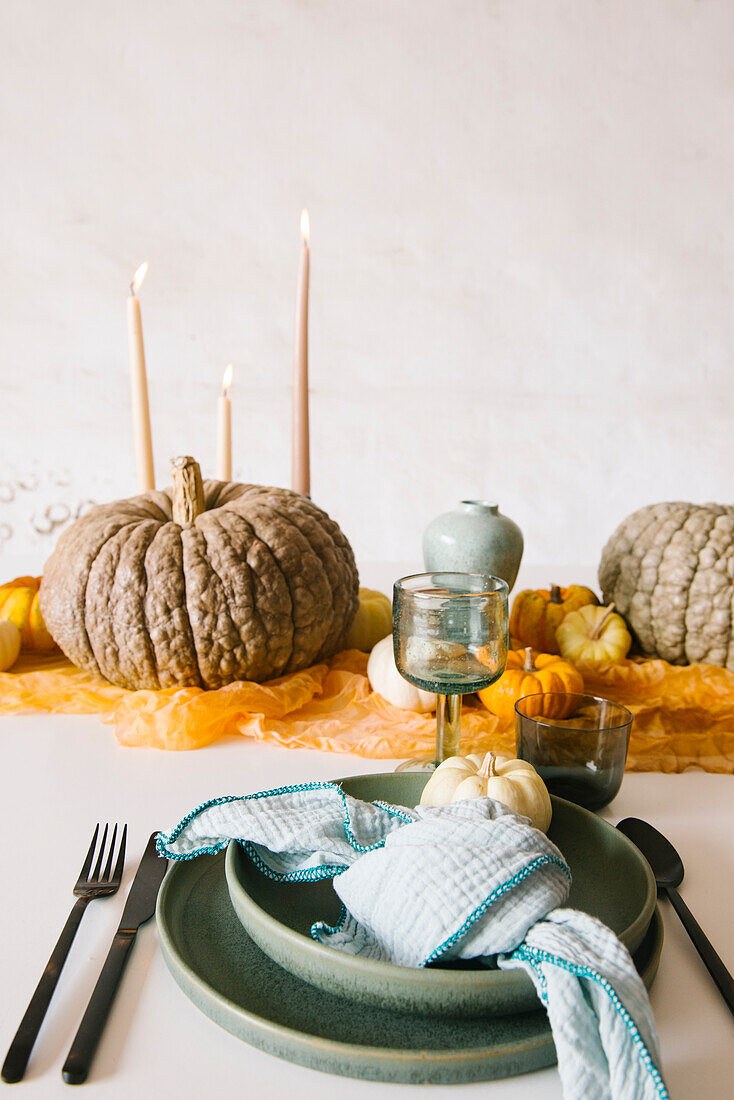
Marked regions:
[393,573,509,768]
[515,693,633,810]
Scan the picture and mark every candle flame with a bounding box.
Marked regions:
[222,363,233,395]
[130,261,149,296]
[300,209,310,245]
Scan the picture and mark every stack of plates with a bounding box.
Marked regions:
[156,773,663,1085]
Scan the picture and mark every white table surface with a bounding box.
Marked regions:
[1,564,732,1097]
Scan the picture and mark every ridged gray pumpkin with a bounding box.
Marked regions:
[599,502,734,668]
[39,458,359,690]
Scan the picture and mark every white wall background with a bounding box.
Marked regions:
[1,0,732,575]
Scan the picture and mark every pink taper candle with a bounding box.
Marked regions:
[126,261,155,491]
[291,209,310,497]
[217,364,233,480]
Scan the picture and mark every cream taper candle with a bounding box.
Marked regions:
[127,261,155,491]
[291,209,310,497]
[217,364,233,480]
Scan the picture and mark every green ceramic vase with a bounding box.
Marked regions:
[423,501,524,592]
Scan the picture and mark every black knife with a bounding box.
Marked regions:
[62,833,167,1085]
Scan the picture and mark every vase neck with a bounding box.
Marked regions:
[460,500,499,515]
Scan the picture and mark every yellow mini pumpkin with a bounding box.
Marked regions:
[419,751,552,832]
[478,646,583,719]
[0,577,56,652]
[0,620,21,671]
[557,603,632,666]
[345,588,392,652]
[510,584,599,654]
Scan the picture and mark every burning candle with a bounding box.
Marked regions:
[126,261,155,491]
[291,209,310,497]
[217,363,233,481]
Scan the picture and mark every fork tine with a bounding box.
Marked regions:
[102,825,118,881]
[91,824,109,881]
[78,824,100,883]
[111,825,127,885]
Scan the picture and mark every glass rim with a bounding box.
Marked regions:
[514,692,633,730]
[394,572,509,599]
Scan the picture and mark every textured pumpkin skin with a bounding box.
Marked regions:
[599,502,734,668]
[509,585,599,654]
[478,647,583,719]
[39,481,359,690]
[0,576,57,652]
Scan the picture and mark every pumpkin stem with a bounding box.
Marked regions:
[523,646,537,672]
[478,751,497,779]
[589,603,616,640]
[549,585,563,604]
[171,456,205,525]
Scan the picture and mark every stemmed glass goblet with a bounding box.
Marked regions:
[392,572,509,769]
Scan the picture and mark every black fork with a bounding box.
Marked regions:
[2,823,127,1084]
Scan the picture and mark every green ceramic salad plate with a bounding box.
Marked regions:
[224,772,656,1017]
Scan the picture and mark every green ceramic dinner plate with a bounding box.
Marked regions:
[224,772,657,1017]
[156,849,663,1085]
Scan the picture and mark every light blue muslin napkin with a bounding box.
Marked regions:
[157,782,668,1100]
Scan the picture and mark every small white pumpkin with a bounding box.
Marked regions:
[419,750,552,832]
[0,619,22,672]
[367,634,437,712]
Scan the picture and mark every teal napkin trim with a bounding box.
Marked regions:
[156,794,246,859]
[512,942,669,1100]
[241,842,345,884]
[311,904,350,941]
[423,853,571,966]
[156,781,415,870]
[311,853,572,957]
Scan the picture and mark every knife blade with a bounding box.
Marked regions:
[118,832,167,931]
[62,833,167,1085]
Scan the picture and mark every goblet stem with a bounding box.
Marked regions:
[435,694,462,763]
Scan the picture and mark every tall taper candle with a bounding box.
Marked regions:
[126,261,155,491]
[292,209,310,497]
[217,364,233,480]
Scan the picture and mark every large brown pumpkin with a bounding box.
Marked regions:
[599,502,734,668]
[40,457,359,690]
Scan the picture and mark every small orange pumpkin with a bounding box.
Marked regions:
[509,584,599,655]
[0,576,57,652]
[478,646,583,719]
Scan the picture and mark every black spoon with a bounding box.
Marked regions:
[617,817,734,1019]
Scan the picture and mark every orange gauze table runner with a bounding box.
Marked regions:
[1,649,733,772]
